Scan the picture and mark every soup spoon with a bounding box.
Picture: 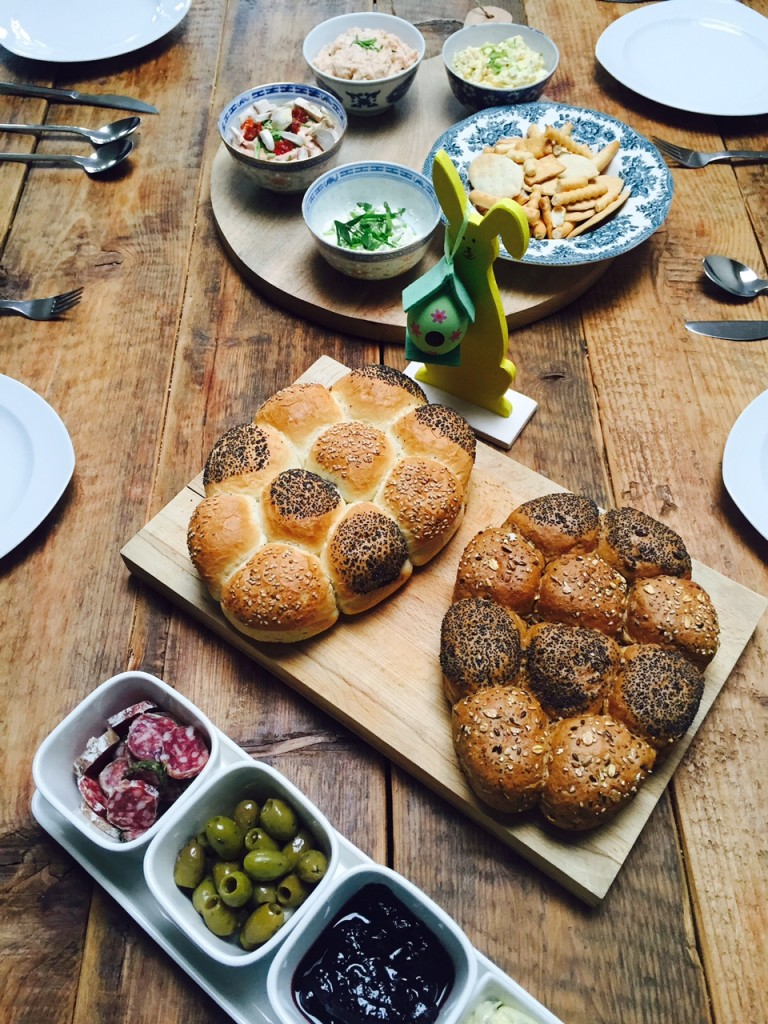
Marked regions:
[0,116,140,147]
[703,255,768,299]
[0,137,134,176]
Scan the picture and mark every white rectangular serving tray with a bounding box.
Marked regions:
[32,727,566,1024]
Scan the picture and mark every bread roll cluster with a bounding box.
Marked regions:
[187,365,476,643]
[441,492,720,831]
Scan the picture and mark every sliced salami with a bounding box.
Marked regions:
[164,723,211,780]
[107,700,157,733]
[126,712,177,760]
[106,778,160,832]
[77,774,108,816]
[80,802,122,840]
[73,727,121,777]
[98,756,131,798]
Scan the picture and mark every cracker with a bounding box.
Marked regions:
[468,152,524,198]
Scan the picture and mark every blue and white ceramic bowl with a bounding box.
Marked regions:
[302,161,441,280]
[443,23,559,110]
[219,83,347,194]
[303,13,425,117]
[425,102,674,267]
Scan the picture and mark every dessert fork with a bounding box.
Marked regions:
[0,288,83,320]
[653,136,768,168]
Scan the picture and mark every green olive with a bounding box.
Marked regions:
[243,849,292,882]
[218,870,253,908]
[196,829,211,850]
[249,883,278,907]
[276,872,309,908]
[296,849,329,885]
[212,859,241,891]
[259,798,299,841]
[200,894,238,937]
[244,826,279,852]
[233,798,260,832]
[204,815,245,860]
[192,876,217,915]
[240,902,284,948]
[282,828,315,868]
[173,838,206,889]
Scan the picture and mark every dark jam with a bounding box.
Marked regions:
[291,882,455,1024]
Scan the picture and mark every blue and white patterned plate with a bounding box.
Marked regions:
[424,102,673,267]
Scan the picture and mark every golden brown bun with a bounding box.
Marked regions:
[540,714,656,831]
[609,644,705,749]
[220,543,338,643]
[535,553,628,637]
[624,575,720,667]
[254,382,345,454]
[203,422,299,498]
[524,622,620,719]
[330,364,427,427]
[440,598,524,705]
[453,527,544,616]
[597,506,692,581]
[323,503,412,615]
[452,685,550,814]
[391,404,476,489]
[261,468,346,554]
[306,421,396,503]
[377,457,465,566]
[187,493,263,601]
[504,492,600,560]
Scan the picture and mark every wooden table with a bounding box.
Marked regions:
[1,2,766,1023]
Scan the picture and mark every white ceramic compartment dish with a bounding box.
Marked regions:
[267,862,478,1024]
[219,83,347,194]
[303,12,425,117]
[442,22,559,110]
[144,760,340,967]
[32,671,219,854]
[302,160,441,280]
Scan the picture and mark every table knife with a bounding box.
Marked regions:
[685,321,768,341]
[0,82,157,114]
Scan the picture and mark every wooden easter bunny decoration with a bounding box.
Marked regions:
[412,149,529,418]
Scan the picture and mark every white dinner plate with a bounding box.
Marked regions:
[722,389,768,541]
[425,102,673,267]
[595,0,768,117]
[0,374,75,559]
[0,0,191,63]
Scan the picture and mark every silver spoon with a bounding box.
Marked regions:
[703,254,768,299]
[0,137,134,176]
[0,115,140,147]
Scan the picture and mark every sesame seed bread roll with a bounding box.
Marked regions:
[377,457,465,567]
[306,420,397,503]
[597,506,692,581]
[261,468,346,554]
[254,382,345,456]
[624,575,720,668]
[452,527,545,616]
[440,598,525,705]
[187,493,264,602]
[330,364,427,428]
[452,685,551,814]
[524,622,620,719]
[323,503,412,616]
[203,422,299,498]
[391,403,477,489]
[535,552,628,637]
[609,644,705,750]
[504,491,600,560]
[220,543,338,643]
[540,714,656,831]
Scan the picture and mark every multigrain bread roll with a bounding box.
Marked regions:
[440,598,525,705]
[261,468,346,554]
[391,403,476,489]
[378,457,465,566]
[452,526,544,616]
[254,381,345,455]
[524,622,620,719]
[624,575,720,667]
[504,491,600,560]
[535,552,628,637]
[452,685,551,814]
[306,421,397,503]
[597,506,692,581]
[540,714,656,831]
[187,493,263,602]
[330,363,427,427]
[203,422,299,498]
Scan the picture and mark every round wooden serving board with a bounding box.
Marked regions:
[210,57,610,342]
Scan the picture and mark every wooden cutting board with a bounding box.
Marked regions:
[210,57,610,342]
[121,356,767,904]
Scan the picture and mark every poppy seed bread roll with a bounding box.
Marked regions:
[504,491,600,560]
[377,457,465,566]
[306,420,397,503]
[254,381,345,456]
[261,468,346,554]
[597,506,692,581]
[187,493,264,602]
[391,403,476,489]
[535,552,628,637]
[624,575,720,667]
[203,422,299,498]
[540,714,656,831]
[524,622,620,719]
[453,527,544,616]
[440,598,525,705]
[330,363,427,428]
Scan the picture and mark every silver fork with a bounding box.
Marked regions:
[0,287,83,320]
[653,136,768,168]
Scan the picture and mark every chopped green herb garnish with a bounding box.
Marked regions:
[354,36,383,51]
[333,202,407,251]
